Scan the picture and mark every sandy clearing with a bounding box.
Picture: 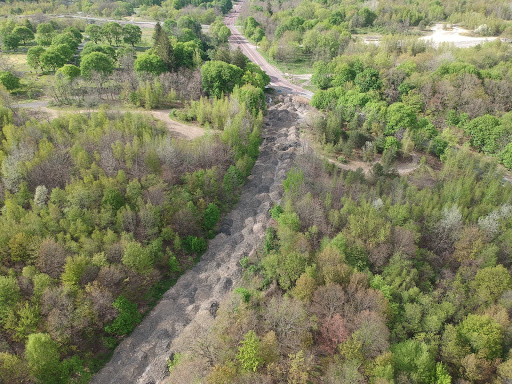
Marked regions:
[360,23,501,48]
[420,23,500,48]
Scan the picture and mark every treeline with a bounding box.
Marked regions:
[47,18,268,113]
[0,82,264,381]
[0,0,231,20]
[166,148,512,383]
[307,40,512,170]
[236,0,512,67]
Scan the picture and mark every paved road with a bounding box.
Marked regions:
[224,2,313,99]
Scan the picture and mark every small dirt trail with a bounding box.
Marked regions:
[14,101,204,140]
[225,1,313,99]
[90,97,310,384]
[325,152,422,176]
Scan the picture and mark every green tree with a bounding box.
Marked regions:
[85,24,102,44]
[11,26,34,45]
[36,22,55,46]
[122,241,154,274]
[471,265,512,306]
[56,64,80,80]
[211,20,231,43]
[203,203,220,230]
[354,67,381,92]
[0,276,20,319]
[134,52,166,75]
[499,143,512,169]
[234,84,265,115]
[153,22,174,70]
[105,296,142,336]
[465,114,504,154]
[3,34,20,50]
[40,45,72,71]
[122,24,142,47]
[201,60,243,98]
[0,71,19,90]
[173,40,200,68]
[80,52,114,78]
[61,255,89,286]
[27,45,45,72]
[386,102,417,135]
[357,7,377,27]
[25,333,62,384]
[392,339,435,384]
[52,32,80,51]
[458,314,503,359]
[236,330,262,372]
[435,362,452,384]
[102,22,123,45]
[81,42,117,61]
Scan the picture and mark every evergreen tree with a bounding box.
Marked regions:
[153,22,174,71]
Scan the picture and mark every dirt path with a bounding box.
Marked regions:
[325,151,421,176]
[14,102,205,140]
[89,98,308,384]
[148,110,205,139]
[225,2,314,99]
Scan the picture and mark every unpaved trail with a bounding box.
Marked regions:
[148,110,205,139]
[90,97,310,384]
[325,153,421,176]
[14,102,204,140]
[225,2,314,99]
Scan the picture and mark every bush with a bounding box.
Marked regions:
[203,203,220,230]
[0,72,20,90]
[104,296,142,336]
[236,330,262,372]
[270,204,283,220]
[183,236,207,254]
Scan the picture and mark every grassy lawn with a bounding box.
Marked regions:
[139,26,155,48]
[2,50,53,102]
[256,47,314,75]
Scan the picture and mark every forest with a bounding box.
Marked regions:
[0,93,264,382]
[1,0,512,381]
[233,0,512,172]
[0,0,271,381]
[170,148,512,383]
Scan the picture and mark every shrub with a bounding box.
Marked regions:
[236,330,262,372]
[0,72,20,90]
[104,296,142,336]
[183,236,207,254]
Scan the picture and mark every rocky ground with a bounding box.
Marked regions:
[90,96,310,384]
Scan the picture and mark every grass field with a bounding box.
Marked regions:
[256,47,314,75]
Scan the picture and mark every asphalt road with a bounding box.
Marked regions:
[224,2,314,99]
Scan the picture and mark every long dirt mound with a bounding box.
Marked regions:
[90,98,309,384]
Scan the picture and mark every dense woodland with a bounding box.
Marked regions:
[0,0,512,382]
[0,94,263,382]
[0,1,272,380]
[172,149,512,384]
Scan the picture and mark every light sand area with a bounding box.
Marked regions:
[359,23,501,48]
[420,23,500,48]
[15,101,205,140]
